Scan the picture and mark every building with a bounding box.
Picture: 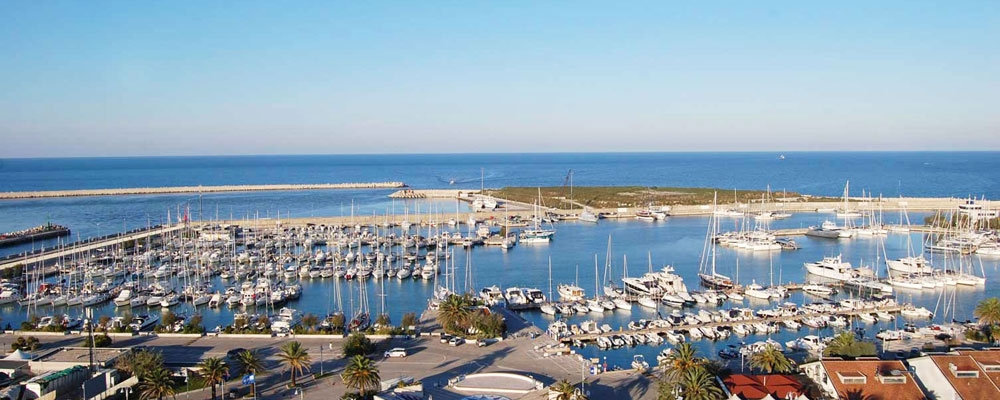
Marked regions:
[909,349,1000,399]
[799,358,926,399]
[721,374,808,400]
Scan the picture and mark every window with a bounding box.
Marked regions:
[955,370,980,378]
[982,365,1000,372]
[878,376,907,384]
[837,371,867,385]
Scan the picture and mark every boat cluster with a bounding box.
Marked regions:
[548,297,932,349]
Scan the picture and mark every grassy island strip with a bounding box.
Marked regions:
[483,186,838,209]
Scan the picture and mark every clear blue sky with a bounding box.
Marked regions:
[2,1,998,157]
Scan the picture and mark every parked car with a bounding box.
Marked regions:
[448,337,464,347]
[439,334,452,344]
[384,347,407,358]
[226,348,248,360]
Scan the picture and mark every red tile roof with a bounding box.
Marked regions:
[821,360,926,400]
[723,374,805,400]
[929,355,1000,400]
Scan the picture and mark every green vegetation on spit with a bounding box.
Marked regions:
[483,186,835,209]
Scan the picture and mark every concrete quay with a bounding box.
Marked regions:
[0,182,406,200]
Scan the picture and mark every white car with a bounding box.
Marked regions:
[384,347,407,358]
[448,337,464,347]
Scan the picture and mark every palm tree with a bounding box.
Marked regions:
[989,324,1000,345]
[748,344,793,386]
[341,355,381,395]
[278,341,312,387]
[976,298,1000,326]
[437,294,472,334]
[663,343,703,380]
[235,350,264,394]
[197,357,228,400]
[677,367,723,400]
[550,380,577,400]
[139,367,177,400]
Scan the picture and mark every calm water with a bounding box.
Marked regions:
[2,152,999,256]
[3,213,999,369]
[1,152,999,368]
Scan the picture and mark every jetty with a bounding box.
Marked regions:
[0,182,406,200]
[0,223,70,248]
[561,303,909,343]
[0,224,183,271]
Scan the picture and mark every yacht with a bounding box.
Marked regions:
[804,255,863,281]
[887,256,935,274]
[578,209,600,223]
[557,284,586,301]
[479,285,504,306]
[504,287,528,306]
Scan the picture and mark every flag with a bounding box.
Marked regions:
[242,374,255,385]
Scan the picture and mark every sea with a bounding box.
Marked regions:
[1,152,998,368]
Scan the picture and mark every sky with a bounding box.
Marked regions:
[1,1,998,157]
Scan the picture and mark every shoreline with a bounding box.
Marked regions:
[0,182,406,200]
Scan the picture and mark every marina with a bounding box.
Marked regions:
[0,189,997,372]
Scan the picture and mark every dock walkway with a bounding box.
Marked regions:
[0,224,184,271]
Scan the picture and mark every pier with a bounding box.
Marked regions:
[561,304,909,343]
[0,182,406,200]
[0,224,184,271]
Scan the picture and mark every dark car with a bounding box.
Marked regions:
[226,348,248,360]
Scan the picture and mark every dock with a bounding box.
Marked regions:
[561,304,909,343]
[0,182,406,200]
[0,224,184,271]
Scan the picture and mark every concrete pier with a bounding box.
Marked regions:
[0,182,406,200]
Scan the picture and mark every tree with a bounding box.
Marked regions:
[278,341,312,387]
[748,344,793,385]
[676,368,723,400]
[437,294,473,335]
[663,343,703,380]
[341,355,381,396]
[824,332,876,359]
[83,333,112,348]
[139,367,176,400]
[976,298,1000,326]
[400,312,417,330]
[301,313,319,330]
[235,350,264,394]
[328,313,345,331]
[343,332,373,358]
[374,313,391,327]
[116,349,165,381]
[549,380,589,400]
[198,357,228,400]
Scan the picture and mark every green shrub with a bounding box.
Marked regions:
[342,333,373,358]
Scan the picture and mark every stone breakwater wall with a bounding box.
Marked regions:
[0,182,407,199]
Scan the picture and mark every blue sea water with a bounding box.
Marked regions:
[1,152,999,369]
[1,152,998,256]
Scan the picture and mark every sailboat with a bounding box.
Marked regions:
[520,188,556,243]
[699,196,734,289]
[540,258,557,315]
[835,181,862,218]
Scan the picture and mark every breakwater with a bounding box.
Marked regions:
[0,182,407,200]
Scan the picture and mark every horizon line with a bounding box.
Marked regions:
[4,149,1000,160]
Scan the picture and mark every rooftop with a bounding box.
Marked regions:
[722,374,806,400]
[929,354,1000,400]
[821,360,926,400]
[32,347,127,364]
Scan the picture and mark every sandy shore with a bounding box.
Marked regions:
[0,182,406,200]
